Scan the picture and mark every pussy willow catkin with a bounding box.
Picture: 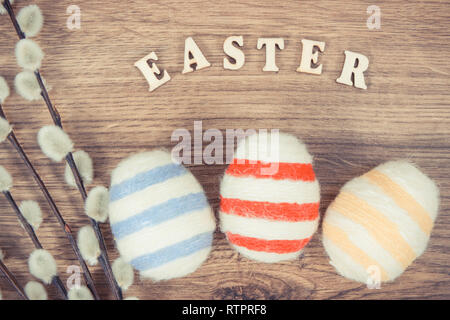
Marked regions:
[322,160,440,283]
[109,150,216,281]
[220,132,320,263]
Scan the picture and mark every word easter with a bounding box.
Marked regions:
[135,36,370,93]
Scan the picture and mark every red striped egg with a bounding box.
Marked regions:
[219,132,320,262]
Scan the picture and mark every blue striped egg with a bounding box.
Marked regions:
[109,150,216,281]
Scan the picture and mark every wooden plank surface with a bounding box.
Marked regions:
[0,0,449,300]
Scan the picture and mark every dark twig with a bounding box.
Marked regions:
[3,0,25,39]
[35,71,61,127]
[52,275,68,300]
[0,258,28,300]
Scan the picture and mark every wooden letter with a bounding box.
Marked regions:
[134,52,171,92]
[336,50,369,90]
[223,36,245,70]
[297,39,325,75]
[182,37,211,74]
[257,38,284,72]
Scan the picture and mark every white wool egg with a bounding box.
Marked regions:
[219,132,320,263]
[322,160,440,283]
[109,150,216,281]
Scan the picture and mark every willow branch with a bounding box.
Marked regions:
[2,190,68,299]
[66,153,123,300]
[0,103,100,300]
[4,0,120,299]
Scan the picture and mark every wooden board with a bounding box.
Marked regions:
[0,0,449,300]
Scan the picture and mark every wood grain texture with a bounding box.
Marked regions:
[0,0,449,300]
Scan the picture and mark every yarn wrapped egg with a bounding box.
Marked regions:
[109,150,216,281]
[322,160,440,283]
[220,132,320,263]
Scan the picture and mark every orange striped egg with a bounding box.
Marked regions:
[323,161,440,284]
[219,132,320,263]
